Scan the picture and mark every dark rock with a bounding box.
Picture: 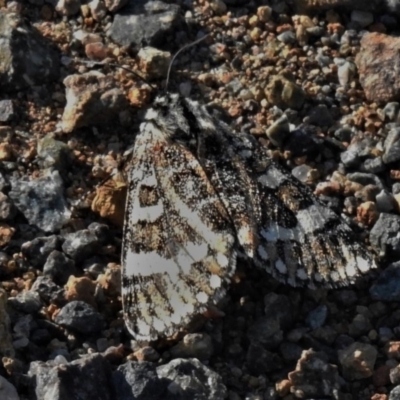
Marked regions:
[8,291,42,314]
[109,1,181,50]
[87,223,110,244]
[307,104,334,127]
[370,213,400,257]
[334,125,353,142]
[54,301,103,334]
[0,11,59,91]
[383,128,400,164]
[43,250,78,285]
[9,170,71,233]
[113,361,167,400]
[348,314,372,337]
[306,304,328,329]
[246,343,283,373]
[156,358,227,400]
[30,276,63,304]
[62,229,101,262]
[21,235,60,268]
[370,261,400,302]
[246,316,283,349]
[0,375,18,400]
[279,342,303,362]
[29,354,114,400]
[0,100,14,122]
[264,293,293,330]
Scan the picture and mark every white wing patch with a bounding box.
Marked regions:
[121,120,237,341]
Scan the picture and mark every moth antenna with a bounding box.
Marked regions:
[165,34,210,92]
[77,59,157,90]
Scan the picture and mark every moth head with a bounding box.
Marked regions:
[144,93,199,147]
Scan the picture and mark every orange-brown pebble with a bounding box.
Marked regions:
[0,224,15,247]
[0,143,13,161]
[357,201,379,226]
[275,379,291,397]
[91,176,127,227]
[133,346,160,362]
[128,87,152,108]
[64,276,97,307]
[85,42,109,61]
[373,365,391,387]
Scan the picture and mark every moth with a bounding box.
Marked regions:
[120,90,376,341]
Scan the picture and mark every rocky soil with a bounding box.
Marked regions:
[1,0,400,399]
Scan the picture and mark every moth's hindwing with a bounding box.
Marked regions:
[185,97,376,289]
[253,159,376,288]
[121,120,237,341]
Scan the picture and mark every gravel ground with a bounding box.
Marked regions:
[2,0,400,399]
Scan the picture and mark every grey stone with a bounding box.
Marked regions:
[362,157,385,174]
[0,11,59,91]
[0,100,14,122]
[9,170,71,233]
[0,376,19,400]
[383,102,400,121]
[113,361,167,400]
[29,354,113,400]
[370,213,400,257]
[8,291,42,314]
[383,128,400,164]
[351,10,374,27]
[156,358,227,400]
[109,1,181,50]
[346,172,384,189]
[277,30,296,44]
[43,250,78,285]
[21,235,60,268]
[62,229,101,262]
[370,261,400,302]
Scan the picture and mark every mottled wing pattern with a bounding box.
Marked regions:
[182,97,375,289]
[252,159,375,288]
[121,120,237,341]
[183,98,261,259]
